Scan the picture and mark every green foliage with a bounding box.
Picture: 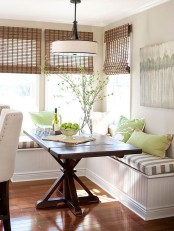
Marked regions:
[45,68,110,110]
[45,68,112,133]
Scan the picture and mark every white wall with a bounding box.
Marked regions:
[103,1,174,158]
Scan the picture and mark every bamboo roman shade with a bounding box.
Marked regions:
[45,29,94,74]
[0,26,41,74]
[104,24,132,75]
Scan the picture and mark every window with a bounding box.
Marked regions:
[0,26,41,129]
[45,74,82,124]
[107,74,130,122]
[0,73,39,128]
[104,24,132,122]
[104,24,131,75]
[0,27,41,74]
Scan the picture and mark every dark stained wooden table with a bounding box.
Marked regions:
[24,129,142,216]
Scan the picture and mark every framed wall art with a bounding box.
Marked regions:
[140,41,174,109]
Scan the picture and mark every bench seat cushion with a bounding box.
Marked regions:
[18,136,41,149]
[112,153,174,176]
[18,141,41,149]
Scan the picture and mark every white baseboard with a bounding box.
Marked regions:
[12,168,86,182]
[144,206,174,220]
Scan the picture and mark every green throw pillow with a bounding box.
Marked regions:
[127,130,173,158]
[29,111,54,126]
[115,115,145,142]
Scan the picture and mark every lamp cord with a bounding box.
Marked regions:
[71,0,79,40]
[74,0,77,22]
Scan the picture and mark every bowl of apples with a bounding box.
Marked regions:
[60,122,79,139]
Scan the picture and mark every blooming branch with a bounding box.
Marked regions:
[44,68,112,133]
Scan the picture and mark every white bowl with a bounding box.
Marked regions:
[60,129,79,137]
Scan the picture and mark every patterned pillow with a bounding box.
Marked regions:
[114,115,145,142]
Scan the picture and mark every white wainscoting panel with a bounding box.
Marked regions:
[86,156,174,220]
[12,148,86,182]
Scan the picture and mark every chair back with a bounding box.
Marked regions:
[0,109,23,182]
[0,104,10,114]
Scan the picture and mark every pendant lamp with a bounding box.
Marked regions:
[51,0,98,56]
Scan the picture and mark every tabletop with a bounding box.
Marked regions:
[24,129,142,159]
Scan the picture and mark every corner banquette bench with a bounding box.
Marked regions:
[16,128,174,221]
[106,151,174,221]
[86,145,174,221]
[86,116,174,221]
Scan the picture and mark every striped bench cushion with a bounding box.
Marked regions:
[18,136,41,149]
[18,141,41,149]
[112,153,174,176]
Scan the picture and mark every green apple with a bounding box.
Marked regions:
[61,122,79,131]
[73,123,79,130]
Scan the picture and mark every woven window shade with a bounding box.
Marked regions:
[104,24,132,75]
[0,26,41,74]
[45,29,94,74]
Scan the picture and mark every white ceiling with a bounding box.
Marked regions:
[0,0,170,27]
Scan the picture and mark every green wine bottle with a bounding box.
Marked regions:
[53,108,59,131]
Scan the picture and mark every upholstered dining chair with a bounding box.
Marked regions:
[0,109,23,231]
[0,105,10,114]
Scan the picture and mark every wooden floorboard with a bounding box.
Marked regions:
[0,177,174,231]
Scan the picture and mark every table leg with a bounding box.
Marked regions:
[36,158,99,216]
[73,174,99,204]
[36,174,65,209]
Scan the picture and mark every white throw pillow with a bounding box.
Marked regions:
[92,112,111,135]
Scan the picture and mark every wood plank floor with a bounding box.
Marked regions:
[0,177,174,231]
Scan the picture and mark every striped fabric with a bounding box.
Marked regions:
[18,141,41,149]
[18,136,41,149]
[112,153,174,176]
